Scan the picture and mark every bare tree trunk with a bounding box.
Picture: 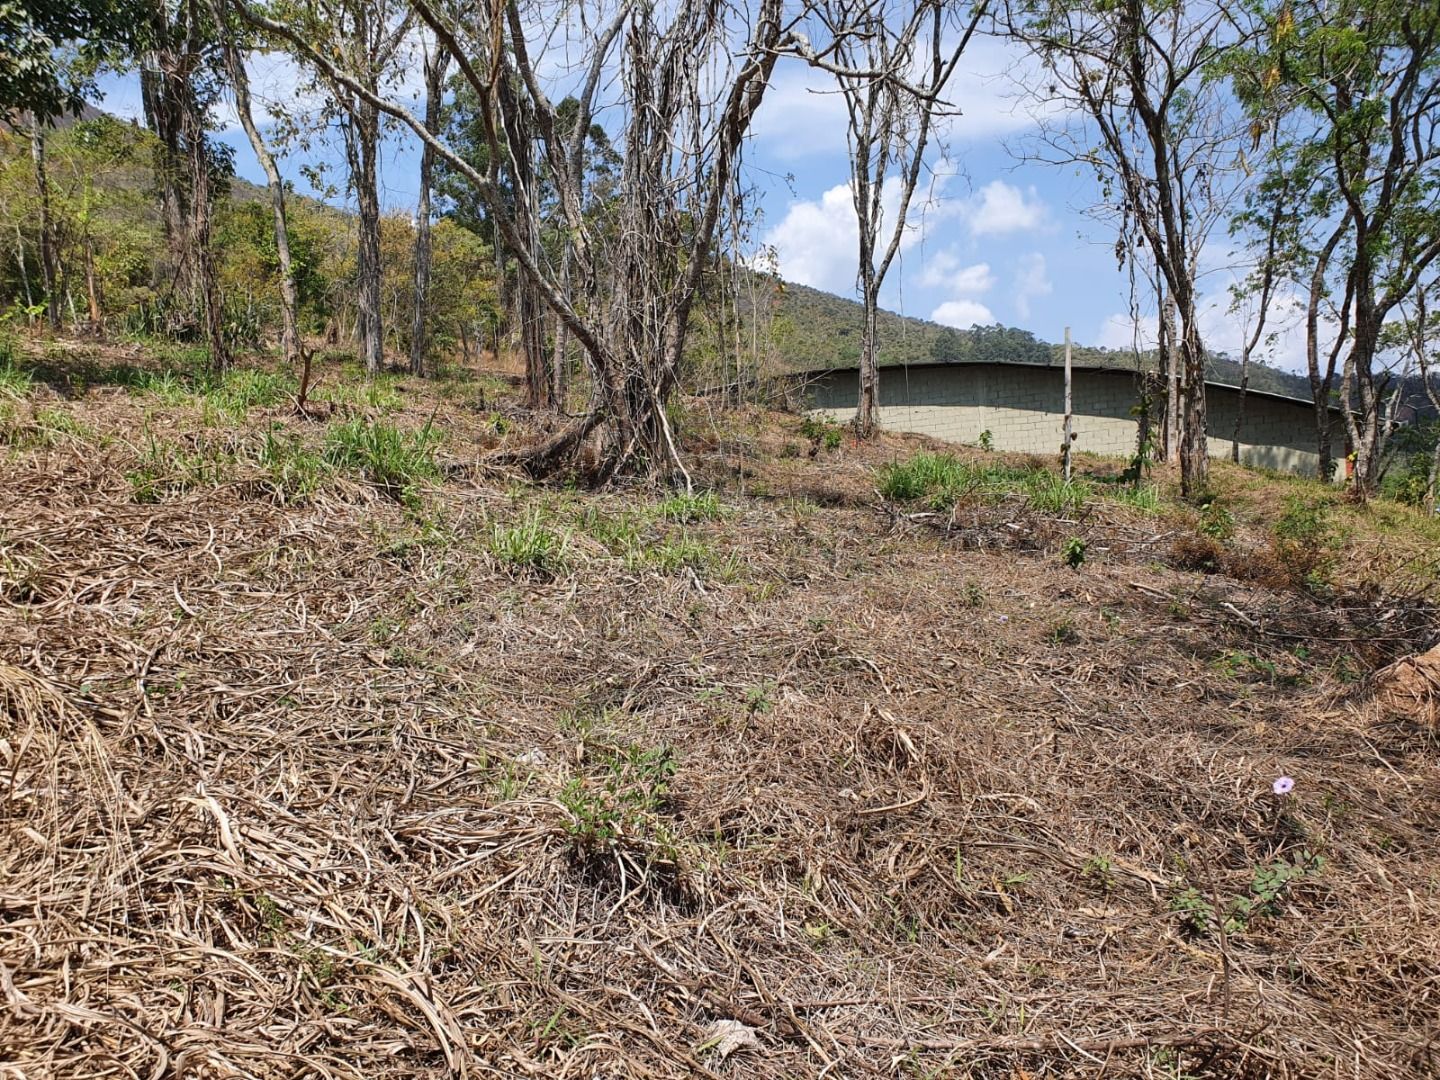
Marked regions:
[29,122,59,328]
[1177,315,1208,494]
[410,44,449,377]
[1343,307,1383,501]
[184,92,228,371]
[1163,290,1179,464]
[352,103,384,377]
[1231,360,1247,464]
[1306,221,1348,480]
[84,238,102,325]
[551,248,570,407]
[223,18,306,398]
[14,227,34,310]
[140,46,192,310]
[857,281,879,437]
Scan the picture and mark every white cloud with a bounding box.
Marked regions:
[917,251,993,294]
[753,37,1058,161]
[762,183,859,291]
[966,180,1046,235]
[931,298,996,328]
[762,175,951,292]
[1012,253,1053,320]
[1096,287,1316,377]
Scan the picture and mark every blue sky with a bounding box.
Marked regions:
[94,30,1303,371]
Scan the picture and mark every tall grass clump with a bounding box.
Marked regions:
[324,417,441,503]
[203,368,294,419]
[1023,470,1091,514]
[257,428,331,505]
[490,509,571,577]
[657,490,725,523]
[0,330,30,398]
[879,452,1091,513]
[877,452,972,503]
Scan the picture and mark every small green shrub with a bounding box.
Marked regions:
[490,510,571,576]
[1046,616,1081,644]
[1198,499,1235,540]
[0,335,30,398]
[800,415,843,452]
[560,744,676,855]
[1270,496,1339,589]
[977,429,994,452]
[1061,536,1087,569]
[1171,851,1325,936]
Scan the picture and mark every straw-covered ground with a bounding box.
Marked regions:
[2,339,1439,1079]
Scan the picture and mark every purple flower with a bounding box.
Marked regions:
[1273,776,1295,796]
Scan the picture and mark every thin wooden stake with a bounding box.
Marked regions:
[1063,326,1074,483]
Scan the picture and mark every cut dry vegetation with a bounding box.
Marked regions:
[2,342,1439,1079]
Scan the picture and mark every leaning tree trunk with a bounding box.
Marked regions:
[224,19,305,396]
[355,101,385,377]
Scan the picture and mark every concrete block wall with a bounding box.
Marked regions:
[804,364,1345,479]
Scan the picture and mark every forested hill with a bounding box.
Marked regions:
[765,278,1317,401]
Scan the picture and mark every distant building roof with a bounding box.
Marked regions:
[793,359,1344,414]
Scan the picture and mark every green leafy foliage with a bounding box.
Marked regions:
[559,744,676,855]
[1171,851,1326,937]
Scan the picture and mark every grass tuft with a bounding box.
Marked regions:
[489,510,571,577]
[323,417,441,503]
[257,428,332,505]
[0,334,31,399]
[878,452,1091,513]
[656,490,726,523]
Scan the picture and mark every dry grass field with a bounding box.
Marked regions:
[2,340,1438,1079]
